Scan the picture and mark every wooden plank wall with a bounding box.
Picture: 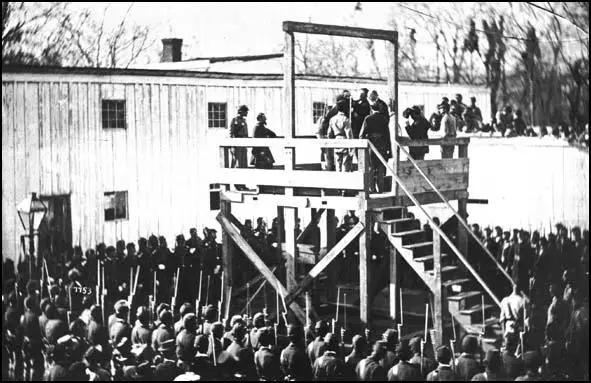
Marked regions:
[1,72,493,264]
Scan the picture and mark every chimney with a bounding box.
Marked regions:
[161,38,183,62]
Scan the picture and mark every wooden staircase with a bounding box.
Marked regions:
[372,205,503,343]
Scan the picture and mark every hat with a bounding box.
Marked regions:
[436,345,452,364]
[462,335,478,354]
[238,105,249,113]
[470,96,476,101]
[253,312,265,328]
[256,113,266,122]
[68,269,81,282]
[159,309,173,325]
[114,299,129,315]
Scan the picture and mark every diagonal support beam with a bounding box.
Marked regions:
[217,213,307,324]
[284,222,365,307]
[228,213,245,232]
[296,208,325,244]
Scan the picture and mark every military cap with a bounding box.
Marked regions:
[383,329,398,345]
[238,105,249,113]
[395,339,412,361]
[230,314,244,328]
[179,302,194,317]
[461,335,478,354]
[159,309,173,325]
[231,323,247,340]
[253,312,265,328]
[470,96,476,101]
[114,299,129,314]
[409,336,422,354]
[183,313,197,331]
[324,333,339,352]
[436,345,452,364]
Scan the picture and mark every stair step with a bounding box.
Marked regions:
[391,229,424,237]
[403,241,433,250]
[442,278,474,294]
[442,278,471,287]
[447,291,481,301]
[414,254,449,262]
[459,304,496,315]
[370,206,405,213]
[427,265,461,276]
[370,206,406,220]
[378,217,414,224]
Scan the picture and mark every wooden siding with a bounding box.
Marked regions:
[2,71,491,263]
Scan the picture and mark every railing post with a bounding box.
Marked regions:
[358,146,371,197]
[457,198,468,264]
[458,143,468,158]
[432,229,443,348]
[359,204,372,327]
[389,244,400,323]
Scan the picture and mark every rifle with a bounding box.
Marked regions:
[450,314,457,374]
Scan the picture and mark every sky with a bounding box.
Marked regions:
[67,2,587,67]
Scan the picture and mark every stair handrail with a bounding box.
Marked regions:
[367,141,502,308]
[391,139,517,292]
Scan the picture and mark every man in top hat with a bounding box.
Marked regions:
[426,345,456,381]
[230,104,250,190]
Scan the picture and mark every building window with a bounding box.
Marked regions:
[208,102,227,128]
[313,102,328,124]
[209,184,221,210]
[102,100,127,129]
[104,191,128,221]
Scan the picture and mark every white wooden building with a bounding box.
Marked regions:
[2,64,492,262]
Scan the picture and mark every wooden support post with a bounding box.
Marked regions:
[359,208,372,326]
[389,246,400,322]
[284,31,296,138]
[389,35,400,195]
[285,206,298,293]
[432,229,444,348]
[326,209,336,248]
[221,200,233,317]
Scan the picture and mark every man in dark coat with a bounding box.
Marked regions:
[280,324,312,381]
[356,339,388,381]
[307,320,329,364]
[409,335,437,378]
[426,345,457,381]
[455,335,481,381]
[152,309,175,353]
[360,102,392,192]
[176,313,197,363]
[109,302,132,345]
[404,106,431,160]
[345,334,367,378]
[131,306,151,345]
[254,327,282,380]
[381,329,399,372]
[387,339,422,381]
[502,333,524,380]
[227,323,257,380]
[252,113,277,169]
[369,90,389,117]
[352,88,371,138]
[313,333,346,380]
[44,302,68,346]
[20,296,44,380]
[512,230,534,295]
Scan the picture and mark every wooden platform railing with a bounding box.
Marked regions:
[215,138,372,191]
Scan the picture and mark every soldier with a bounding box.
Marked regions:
[328,100,354,173]
[248,312,266,351]
[281,324,313,381]
[344,334,367,379]
[502,333,524,380]
[500,284,526,335]
[44,302,68,346]
[455,335,481,381]
[546,282,570,342]
[230,105,250,190]
[223,314,245,349]
[131,306,151,345]
[354,339,386,380]
[227,323,257,380]
[426,345,456,381]
[152,309,175,353]
[307,320,329,364]
[439,103,457,159]
[313,332,346,380]
[454,93,467,119]
[109,301,132,345]
[199,304,218,336]
[360,101,392,192]
[176,313,197,364]
[409,336,436,378]
[193,334,216,380]
[254,327,282,381]
[154,339,183,381]
[20,296,44,381]
[515,351,543,381]
[381,329,399,371]
[471,349,506,381]
[174,302,194,335]
[206,321,225,362]
[386,339,421,381]
[87,304,109,350]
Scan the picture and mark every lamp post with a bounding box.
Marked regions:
[17,192,48,281]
